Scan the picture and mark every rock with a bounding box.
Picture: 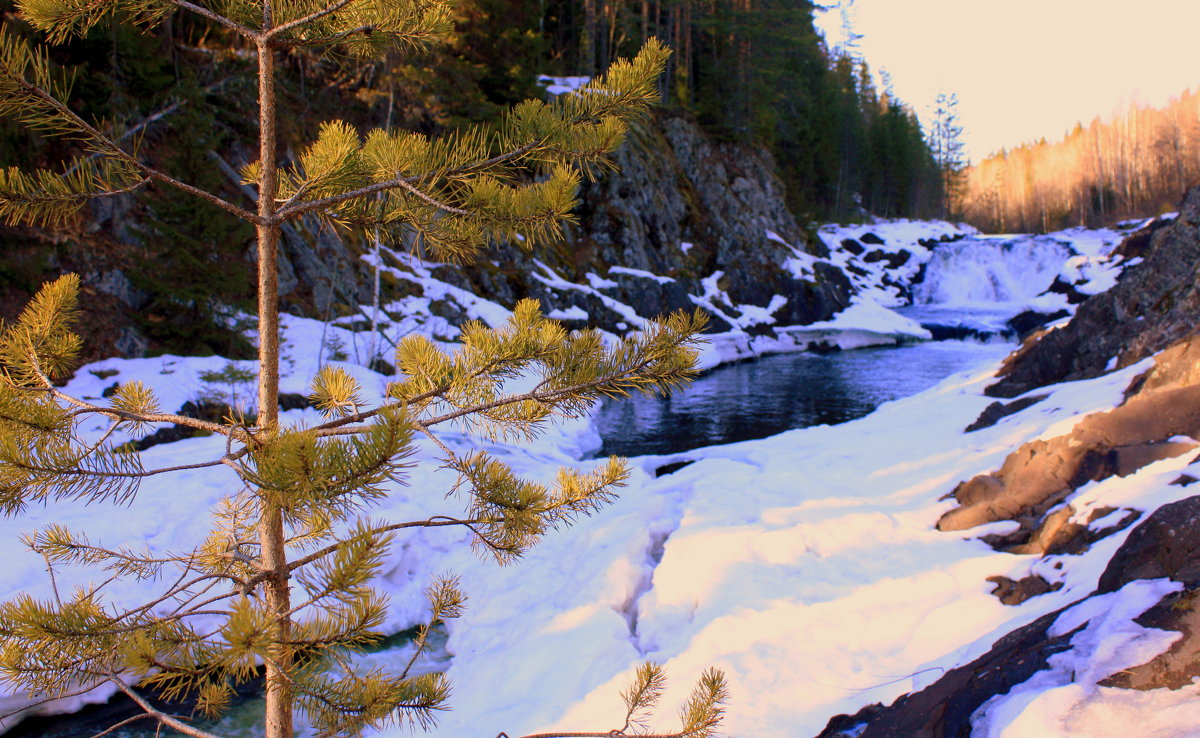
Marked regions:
[1097,495,1200,593]
[450,112,852,335]
[862,249,911,269]
[815,608,1079,738]
[1100,588,1200,690]
[1005,309,1069,341]
[986,574,1062,605]
[1112,213,1176,261]
[987,185,1200,398]
[819,497,1200,735]
[921,323,996,342]
[654,460,695,477]
[940,348,1200,536]
[1042,275,1088,304]
[841,238,865,255]
[964,394,1047,432]
[859,232,885,245]
[1092,496,1200,691]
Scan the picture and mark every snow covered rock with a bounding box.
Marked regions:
[938,346,1200,540]
[987,193,1200,398]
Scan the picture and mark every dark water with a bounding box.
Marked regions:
[593,340,1012,458]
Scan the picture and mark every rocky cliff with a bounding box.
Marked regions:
[0,110,850,360]
[986,191,1200,398]
[402,111,851,337]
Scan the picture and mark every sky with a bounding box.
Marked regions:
[814,0,1200,163]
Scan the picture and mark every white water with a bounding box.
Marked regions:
[913,236,1073,306]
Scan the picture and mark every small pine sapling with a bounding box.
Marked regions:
[0,0,724,736]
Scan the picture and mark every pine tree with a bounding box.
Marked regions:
[0,1,726,736]
[930,91,966,219]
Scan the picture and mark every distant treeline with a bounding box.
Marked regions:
[961,89,1200,233]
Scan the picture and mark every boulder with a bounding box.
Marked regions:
[1097,495,1200,593]
[815,608,1078,738]
[964,394,1047,433]
[986,574,1062,606]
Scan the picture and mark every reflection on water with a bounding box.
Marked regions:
[593,340,1013,458]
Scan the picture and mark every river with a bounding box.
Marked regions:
[592,338,1014,458]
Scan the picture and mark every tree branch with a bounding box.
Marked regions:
[162,0,259,39]
[107,676,227,738]
[273,140,541,220]
[10,74,260,223]
[265,0,358,39]
[272,517,483,580]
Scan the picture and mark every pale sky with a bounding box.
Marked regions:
[815,0,1200,162]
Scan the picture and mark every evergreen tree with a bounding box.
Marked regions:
[0,1,725,736]
[930,91,966,218]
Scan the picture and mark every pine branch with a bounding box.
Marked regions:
[290,23,374,46]
[107,675,228,738]
[88,712,157,738]
[391,176,471,216]
[2,63,258,223]
[273,141,540,219]
[265,0,359,39]
[162,0,259,38]
[48,384,250,441]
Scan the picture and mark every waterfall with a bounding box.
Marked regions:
[913,236,1073,306]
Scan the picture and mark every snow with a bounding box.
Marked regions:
[972,579,1186,738]
[537,75,591,96]
[5,219,1197,737]
[607,266,676,284]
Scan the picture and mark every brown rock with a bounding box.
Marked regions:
[1101,589,1200,690]
[986,574,1063,606]
[939,365,1200,536]
[1097,495,1200,593]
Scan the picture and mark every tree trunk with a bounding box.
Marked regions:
[256,25,293,738]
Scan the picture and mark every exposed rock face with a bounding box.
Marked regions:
[820,496,1200,736]
[826,190,1200,737]
[938,352,1200,539]
[815,608,1080,738]
[939,316,1200,545]
[987,194,1200,398]
[1097,495,1200,593]
[453,112,852,334]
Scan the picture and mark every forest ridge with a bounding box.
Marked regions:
[962,89,1200,232]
